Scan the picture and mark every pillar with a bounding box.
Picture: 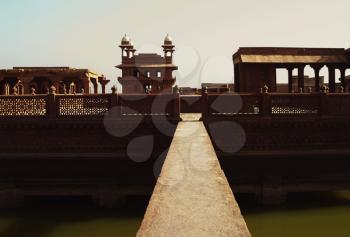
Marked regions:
[298,65,305,92]
[313,66,322,92]
[90,78,98,94]
[287,67,294,93]
[328,66,336,93]
[340,67,346,92]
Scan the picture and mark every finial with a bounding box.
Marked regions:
[12,86,18,96]
[340,86,344,93]
[308,87,312,93]
[173,85,179,94]
[111,85,117,94]
[49,85,56,94]
[263,85,269,93]
[299,88,303,93]
[31,87,36,95]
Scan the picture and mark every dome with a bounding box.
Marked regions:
[121,34,131,45]
[164,34,173,45]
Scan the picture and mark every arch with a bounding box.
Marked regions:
[17,84,24,95]
[69,82,77,94]
[304,65,315,92]
[335,68,342,92]
[319,65,329,87]
[1,77,19,95]
[345,69,350,92]
[335,69,341,83]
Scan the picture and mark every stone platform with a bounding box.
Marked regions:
[137,114,251,237]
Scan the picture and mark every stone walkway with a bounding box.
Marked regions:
[136,114,251,237]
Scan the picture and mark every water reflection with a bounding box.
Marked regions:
[0,196,147,237]
[238,191,350,237]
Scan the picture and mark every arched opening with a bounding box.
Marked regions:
[31,77,52,94]
[335,69,342,92]
[69,82,77,94]
[1,77,18,95]
[320,66,329,88]
[17,84,24,95]
[345,69,350,92]
[275,68,288,92]
[304,65,315,93]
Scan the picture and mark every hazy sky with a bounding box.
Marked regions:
[1,0,349,90]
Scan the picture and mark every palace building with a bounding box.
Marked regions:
[0,67,109,95]
[117,34,178,94]
[233,47,350,93]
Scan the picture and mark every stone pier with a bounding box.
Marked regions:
[137,114,251,237]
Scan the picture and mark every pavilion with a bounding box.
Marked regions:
[232,47,350,93]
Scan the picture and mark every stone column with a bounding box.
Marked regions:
[90,78,98,94]
[328,66,336,93]
[287,67,294,93]
[298,65,305,92]
[340,67,346,92]
[313,65,322,92]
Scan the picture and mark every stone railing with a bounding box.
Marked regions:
[202,90,350,118]
[0,90,180,120]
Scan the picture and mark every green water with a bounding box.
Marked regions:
[241,191,350,237]
[0,192,349,237]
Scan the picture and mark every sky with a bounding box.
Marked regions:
[1,0,350,90]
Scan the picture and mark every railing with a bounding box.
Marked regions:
[0,92,180,120]
[270,93,320,115]
[0,95,47,117]
[202,92,350,118]
[2,91,350,120]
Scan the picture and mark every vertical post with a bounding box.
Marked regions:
[110,86,121,117]
[340,67,346,92]
[202,87,209,119]
[47,86,57,119]
[261,85,270,116]
[111,86,118,107]
[298,65,305,93]
[328,66,336,93]
[313,66,321,93]
[319,86,328,116]
[287,67,294,93]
